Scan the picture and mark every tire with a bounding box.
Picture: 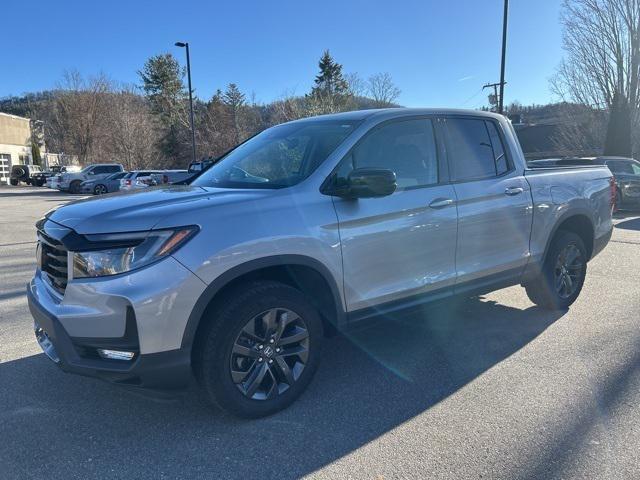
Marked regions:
[194,281,323,418]
[36,179,45,187]
[615,191,623,212]
[94,184,107,195]
[69,180,82,194]
[524,231,587,310]
[10,179,18,186]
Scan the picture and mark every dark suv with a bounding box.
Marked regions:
[10,164,42,186]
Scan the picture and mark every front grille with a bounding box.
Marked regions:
[38,230,68,294]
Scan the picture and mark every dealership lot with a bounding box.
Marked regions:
[1,185,639,480]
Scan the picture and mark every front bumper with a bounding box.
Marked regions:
[27,256,208,391]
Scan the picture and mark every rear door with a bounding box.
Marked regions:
[331,117,458,312]
[443,116,533,289]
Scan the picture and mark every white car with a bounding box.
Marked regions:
[120,170,190,190]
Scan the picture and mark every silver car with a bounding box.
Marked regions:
[28,109,613,418]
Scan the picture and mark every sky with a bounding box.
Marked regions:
[2,0,565,109]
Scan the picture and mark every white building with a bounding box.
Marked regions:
[0,112,33,184]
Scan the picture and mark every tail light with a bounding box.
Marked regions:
[609,177,617,212]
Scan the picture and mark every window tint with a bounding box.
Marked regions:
[486,121,509,175]
[92,166,108,174]
[346,119,438,189]
[105,165,121,173]
[606,161,634,175]
[447,118,502,181]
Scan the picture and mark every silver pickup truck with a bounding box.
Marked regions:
[28,109,614,418]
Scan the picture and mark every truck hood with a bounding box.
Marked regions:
[47,185,273,234]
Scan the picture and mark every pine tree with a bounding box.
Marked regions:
[308,50,351,114]
[222,84,246,143]
[138,54,186,123]
[311,50,349,97]
[138,53,188,164]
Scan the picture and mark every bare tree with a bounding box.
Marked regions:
[48,71,113,164]
[552,0,640,156]
[105,85,162,170]
[367,72,401,107]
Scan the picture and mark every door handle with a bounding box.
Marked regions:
[505,186,524,196]
[429,198,454,209]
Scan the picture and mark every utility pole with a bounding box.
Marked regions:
[175,41,197,163]
[498,0,509,114]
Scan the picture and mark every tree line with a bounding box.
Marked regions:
[1,50,401,170]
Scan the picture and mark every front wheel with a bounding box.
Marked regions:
[10,179,18,186]
[524,231,587,310]
[194,281,323,418]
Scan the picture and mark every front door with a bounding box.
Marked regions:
[331,117,458,312]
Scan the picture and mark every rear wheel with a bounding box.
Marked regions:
[94,184,107,195]
[69,180,82,194]
[10,179,18,186]
[194,281,323,418]
[525,231,587,310]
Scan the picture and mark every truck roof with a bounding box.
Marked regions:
[290,107,505,124]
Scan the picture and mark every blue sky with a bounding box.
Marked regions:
[2,0,564,108]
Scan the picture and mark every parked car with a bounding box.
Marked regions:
[597,157,640,210]
[10,164,42,185]
[188,158,215,174]
[80,171,129,195]
[29,109,614,418]
[529,156,640,210]
[119,170,165,191]
[57,164,124,193]
[45,166,82,189]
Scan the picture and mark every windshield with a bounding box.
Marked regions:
[192,120,359,189]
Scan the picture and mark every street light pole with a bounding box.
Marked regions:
[498,0,509,114]
[175,41,197,163]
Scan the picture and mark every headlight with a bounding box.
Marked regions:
[72,226,198,278]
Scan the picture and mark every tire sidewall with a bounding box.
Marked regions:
[94,184,106,195]
[197,282,323,418]
[543,231,587,309]
[70,180,81,194]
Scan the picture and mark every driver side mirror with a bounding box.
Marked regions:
[326,167,397,198]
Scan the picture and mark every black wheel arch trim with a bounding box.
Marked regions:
[180,255,346,350]
[542,208,595,263]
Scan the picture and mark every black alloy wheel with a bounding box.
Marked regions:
[553,243,584,299]
[230,307,309,400]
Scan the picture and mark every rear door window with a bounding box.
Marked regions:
[446,118,510,181]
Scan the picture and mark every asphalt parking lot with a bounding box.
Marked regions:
[1,185,639,480]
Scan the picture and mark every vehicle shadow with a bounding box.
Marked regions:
[615,217,640,231]
[0,296,564,479]
[0,189,70,199]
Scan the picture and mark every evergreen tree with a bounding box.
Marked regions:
[311,50,349,97]
[138,54,186,123]
[138,53,189,164]
[308,50,351,114]
[222,83,246,143]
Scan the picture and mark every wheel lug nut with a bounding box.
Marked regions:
[258,345,264,349]
[268,359,273,364]
[276,348,281,353]
[258,357,263,362]
[269,338,275,344]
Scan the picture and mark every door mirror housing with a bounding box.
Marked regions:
[325,167,397,198]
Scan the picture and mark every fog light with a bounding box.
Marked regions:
[97,349,135,361]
